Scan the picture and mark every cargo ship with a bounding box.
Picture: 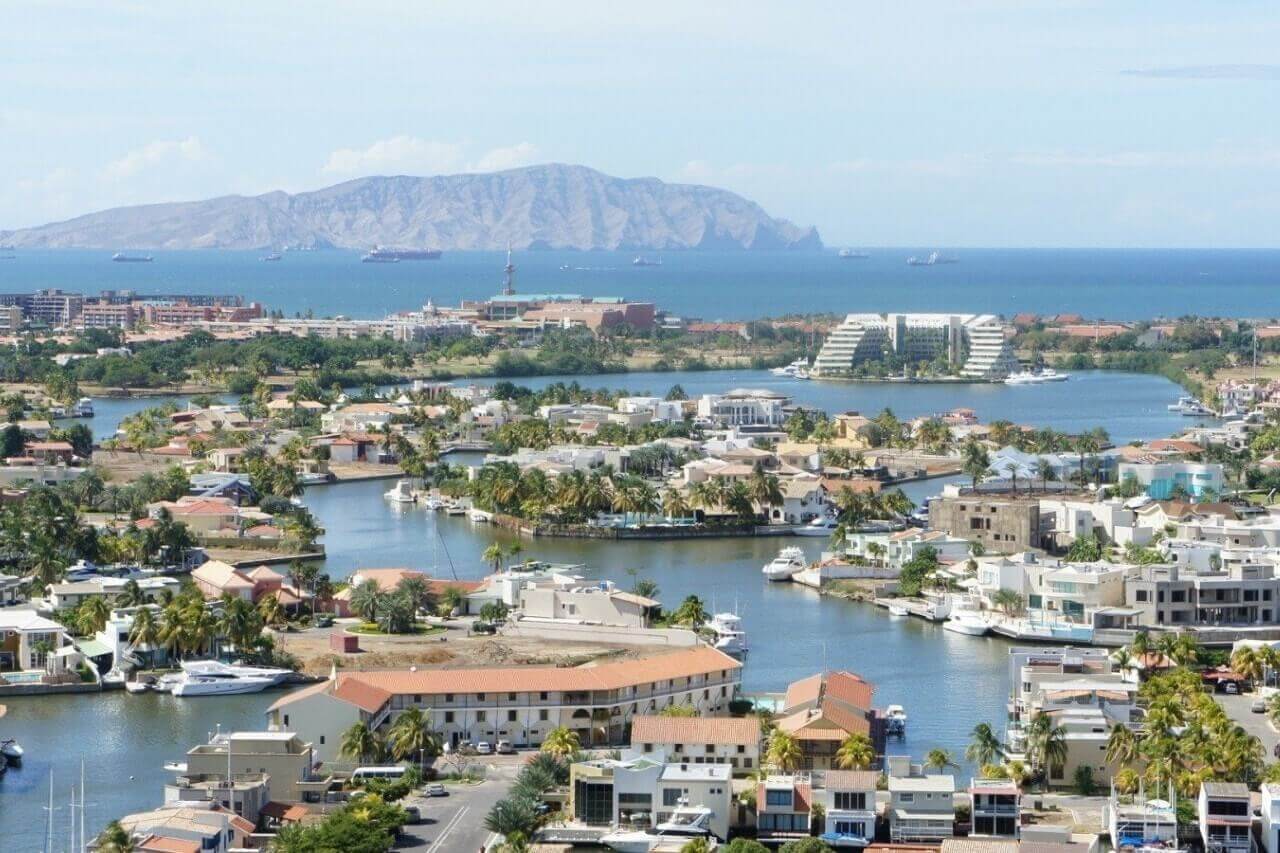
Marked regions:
[363,246,442,261]
[112,252,153,263]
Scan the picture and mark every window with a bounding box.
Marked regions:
[508,692,516,700]
[445,693,453,702]
[507,710,517,722]
[444,711,454,723]
[664,788,684,806]
[319,735,325,745]
[539,710,549,721]
[705,744,715,753]
[766,788,793,807]
[1170,590,1185,603]
[899,793,915,803]
[1135,590,1148,602]
[540,691,548,700]
[737,745,746,754]
[477,693,486,701]
[476,711,486,722]
[283,714,290,726]
[835,792,867,810]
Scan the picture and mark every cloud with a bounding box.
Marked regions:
[102,136,207,181]
[322,137,540,176]
[1121,64,1280,80]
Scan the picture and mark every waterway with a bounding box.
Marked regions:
[0,366,1199,846]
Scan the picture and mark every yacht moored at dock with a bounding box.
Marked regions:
[769,358,811,379]
[384,479,416,503]
[161,660,292,697]
[1168,395,1214,416]
[706,612,747,657]
[599,804,718,852]
[794,515,839,537]
[761,546,807,581]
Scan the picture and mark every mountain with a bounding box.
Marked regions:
[0,164,822,251]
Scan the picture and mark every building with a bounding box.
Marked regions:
[774,670,884,770]
[518,578,659,628]
[171,731,333,811]
[568,750,734,840]
[0,305,24,333]
[1126,562,1280,627]
[117,803,254,853]
[813,313,1018,380]
[757,773,816,844]
[1261,783,1280,853]
[79,300,140,329]
[970,778,1021,837]
[1117,461,1225,501]
[522,298,656,332]
[27,289,84,327]
[330,568,483,618]
[815,770,879,847]
[1198,782,1251,853]
[629,715,762,774]
[266,646,742,760]
[696,389,790,429]
[190,560,257,602]
[0,609,76,674]
[929,494,1043,553]
[886,755,956,843]
[1104,787,1180,853]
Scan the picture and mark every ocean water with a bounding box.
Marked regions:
[2,248,1279,321]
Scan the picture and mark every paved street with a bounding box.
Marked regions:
[1218,690,1280,757]
[395,760,521,853]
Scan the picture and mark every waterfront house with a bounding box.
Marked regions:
[1117,460,1225,501]
[928,493,1044,553]
[170,730,334,811]
[696,389,790,430]
[629,714,761,774]
[815,770,879,847]
[1104,787,1180,853]
[266,645,742,761]
[886,755,956,843]
[757,773,815,844]
[330,568,483,618]
[0,609,76,675]
[1198,782,1251,853]
[190,560,256,602]
[844,528,971,569]
[1126,561,1280,627]
[970,778,1021,837]
[42,575,180,612]
[775,670,884,770]
[516,577,658,628]
[0,572,22,606]
[117,802,254,853]
[568,749,734,840]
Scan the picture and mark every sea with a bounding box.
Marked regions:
[2,247,1280,320]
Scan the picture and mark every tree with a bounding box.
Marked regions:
[778,839,834,853]
[388,707,442,769]
[396,575,433,616]
[1065,533,1102,562]
[961,439,991,490]
[258,592,286,629]
[76,595,112,636]
[483,542,505,572]
[660,703,699,717]
[966,722,1005,767]
[680,839,713,853]
[339,721,384,765]
[766,729,803,772]
[724,841,770,853]
[378,594,417,634]
[672,595,709,628]
[540,726,580,759]
[484,797,540,841]
[835,733,875,770]
[925,748,958,773]
[350,578,384,623]
[1106,723,1140,768]
[1072,765,1096,796]
[95,820,135,853]
[1026,712,1068,781]
[128,606,159,665]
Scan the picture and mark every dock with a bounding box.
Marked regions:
[872,597,947,622]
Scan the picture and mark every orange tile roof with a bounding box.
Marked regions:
[333,678,394,713]
[630,715,761,746]
[784,670,874,712]
[334,646,740,699]
[777,700,871,739]
[137,836,201,853]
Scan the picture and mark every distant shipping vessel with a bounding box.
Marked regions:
[838,249,870,259]
[364,246,442,261]
[260,252,282,262]
[632,256,663,267]
[906,251,958,266]
[111,252,153,263]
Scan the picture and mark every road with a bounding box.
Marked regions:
[1217,690,1279,757]
[395,759,522,853]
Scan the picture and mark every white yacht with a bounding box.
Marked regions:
[1005,368,1069,385]
[707,612,747,656]
[468,508,493,523]
[600,805,717,852]
[72,397,94,417]
[884,704,907,737]
[943,602,991,636]
[421,495,446,511]
[1168,395,1214,416]
[384,479,416,503]
[887,604,910,617]
[761,547,807,581]
[770,358,811,378]
[163,660,292,697]
[794,515,840,537]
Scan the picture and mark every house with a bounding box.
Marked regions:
[696,389,789,429]
[1198,782,1251,853]
[1126,561,1280,628]
[568,750,734,840]
[1261,783,1280,853]
[886,755,956,843]
[148,497,242,535]
[330,568,483,618]
[117,803,254,853]
[774,670,884,770]
[757,773,815,844]
[928,493,1043,553]
[190,560,256,602]
[0,609,77,675]
[772,478,830,524]
[169,731,333,812]
[266,645,743,760]
[1117,460,1225,500]
[43,576,180,612]
[516,577,659,628]
[23,440,75,464]
[1104,787,1178,853]
[816,770,879,847]
[629,715,761,774]
[970,778,1021,837]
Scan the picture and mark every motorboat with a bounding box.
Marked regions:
[770,358,811,378]
[885,704,907,736]
[72,397,94,417]
[384,479,416,503]
[468,508,493,523]
[794,515,840,537]
[1,738,23,763]
[943,605,991,636]
[166,660,292,697]
[422,495,446,511]
[707,612,747,656]
[887,604,910,617]
[906,251,958,266]
[101,667,127,687]
[1168,395,1214,416]
[600,805,717,852]
[125,680,151,695]
[1005,368,1069,385]
[761,547,807,581]
[444,502,467,516]
[908,498,935,527]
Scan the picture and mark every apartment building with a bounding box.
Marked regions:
[813,313,1017,380]
[929,494,1043,553]
[28,289,84,327]
[0,305,24,333]
[629,715,761,774]
[267,646,742,760]
[517,578,659,628]
[1198,782,1251,853]
[1262,783,1280,853]
[569,750,734,840]
[970,778,1022,837]
[1126,562,1280,627]
[117,803,254,853]
[1117,460,1225,500]
[79,300,139,329]
[886,755,956,843]
[171,731,333,809]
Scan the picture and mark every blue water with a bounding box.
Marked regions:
[3,248,1279,320]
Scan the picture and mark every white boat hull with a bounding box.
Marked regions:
[943,618,990,636]
[125,682,150,694]
[762,567,798,581]
[171,676,277,697]
[888,606,909,617]
[793,525,837,537]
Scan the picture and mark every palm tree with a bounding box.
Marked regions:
[1002,461,1020,495]
[388,707,442,769]
[1026,712,1067,782]
[77,596,112,636]
[1232,646,1264,685]
[116,579,146,608]
[1106,723,1140,768]
[925,748,958,773]
[1032,458,1056,493]
[484,798,540,843]
[339,721,384,764]
[349,578,384,623]
[766,729,803,772]
[662,488,691,520]
[961,439,991,490]
[834,733,875,770]
[1131,630,1151,658]
[1112,647,1135,680]
[482,542,505,573]
[128,606,159,666]
[257,593,286,629]
[672,595,709,628]
[95,820,135,853]
[966,722,1005,767]
[396,575,432,616]
[540,726,580,759]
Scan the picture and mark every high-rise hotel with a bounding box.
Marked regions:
[813,312,1019,380]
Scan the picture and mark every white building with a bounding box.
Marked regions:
[696,389,789,429]
[813,313,1018,380]
[1198,782,1251,853]
[1117,460,1225,501]
[569,749,734,840]
[885,755,956,843]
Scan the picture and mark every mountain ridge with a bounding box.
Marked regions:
[0,163,822,251]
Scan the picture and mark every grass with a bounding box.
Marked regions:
[347,622,444,637]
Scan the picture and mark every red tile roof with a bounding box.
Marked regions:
[630,715,761,746]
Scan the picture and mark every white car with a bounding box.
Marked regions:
[426,783,447,797]
[496,740,514,754]
[475,741,493,755]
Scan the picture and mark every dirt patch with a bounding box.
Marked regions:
[92,449,187,482]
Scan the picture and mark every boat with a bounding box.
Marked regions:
[838,249,869,259]
[71,397,94,417]
[884,704,907,736]
[468,508,493,523]
[707,612,747,656]
[1168,395,1214,416]
[384,479,416,504]
[444,502,467,516]
[165,660,292,697]
[260,252,283,262]
[761,547,807,581]
[1005,368,1069,385]
[422,495,446,511]
[906,251,957,266]
[111,252,153,263]
[600,804,717,852]
[887,604,910,617]
[1,738,24,763]
[364,246,442,262]
[943,603,991,636]
[125,681,151,695]
[632,256,662,267]
[770,358,811,378]
[794,515,840,537]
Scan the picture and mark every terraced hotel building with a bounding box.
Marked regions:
[813,313,1019,380]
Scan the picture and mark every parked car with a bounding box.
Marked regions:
[1225,682,1239,695]
[426,783,447,797]
[1253,698,1267,713]
[475,741,493,755]
[496,740,514,754]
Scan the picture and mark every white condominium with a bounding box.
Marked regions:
[813,313,1018,380]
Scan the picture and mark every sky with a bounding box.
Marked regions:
[2,1,1279,247]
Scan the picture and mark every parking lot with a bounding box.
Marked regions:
[1218,689,1280,758]
[394,760,522,852]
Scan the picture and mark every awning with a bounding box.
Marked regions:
[75,639,113,658]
